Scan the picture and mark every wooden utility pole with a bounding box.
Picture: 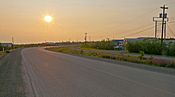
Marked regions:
[12,36,14,44]
[153,20,158,38]
[155,21,158,38]
[153,17,162,39]
[12,36,14,49]
[160,5,168,46]
[84,33,87,44]
[164,21,167,39]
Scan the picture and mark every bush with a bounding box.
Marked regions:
[126,40,163,55]
[139,51,144,60]
[81,40,115,50]
[165,42,175,56]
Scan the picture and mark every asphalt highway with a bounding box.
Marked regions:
[21,47,175,97]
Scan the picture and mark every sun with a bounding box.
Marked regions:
[44,15,53,23]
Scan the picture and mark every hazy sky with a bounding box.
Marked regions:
[0,0,174,43]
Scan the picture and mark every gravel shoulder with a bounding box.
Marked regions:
[0,49,25,97]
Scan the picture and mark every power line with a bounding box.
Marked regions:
[123,23,154,33]
[169,21,175,23]
[114,23,154,37]
[167,23,175,37]
[126,24,161,36]
[121,25,155,38]
[118,8,160,36]
[116,8,159,30]
[166,0,175,5]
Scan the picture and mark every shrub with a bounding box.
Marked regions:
[126,40,163,55]
[165,43,175,56]
[81,40,115,50]
[139,51,144,60]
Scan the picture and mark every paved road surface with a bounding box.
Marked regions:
[21,48,175,97]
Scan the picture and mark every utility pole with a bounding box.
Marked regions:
[153,17,162,39]
[164,21,167,39]
[153,19,158,38]
[160,5,168,46]
[84,33,87,44]
[12,36,14,49]
[12,36,14,44]
[155,21,158,38]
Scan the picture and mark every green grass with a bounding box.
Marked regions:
[81,47,96,50]
[47,47,175,69]
[47,47,84,55]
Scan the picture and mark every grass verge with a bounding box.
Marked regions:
[46,47,175,69]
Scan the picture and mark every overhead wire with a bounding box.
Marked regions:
[168,21,175,23]
[166,0,175,5]
[122,23,154,34]
[116,4,173,39]
[122,8,159,24]
[118,7,160,36]
[167,23,175,37]
[121,4,174,38]
[121,24,155,38]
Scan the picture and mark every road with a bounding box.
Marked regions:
[21,47,175,97]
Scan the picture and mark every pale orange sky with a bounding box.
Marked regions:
[0,0,174,43]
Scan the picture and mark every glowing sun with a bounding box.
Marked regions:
[44,15,53,23]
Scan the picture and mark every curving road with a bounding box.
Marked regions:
[21,47,175,97]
